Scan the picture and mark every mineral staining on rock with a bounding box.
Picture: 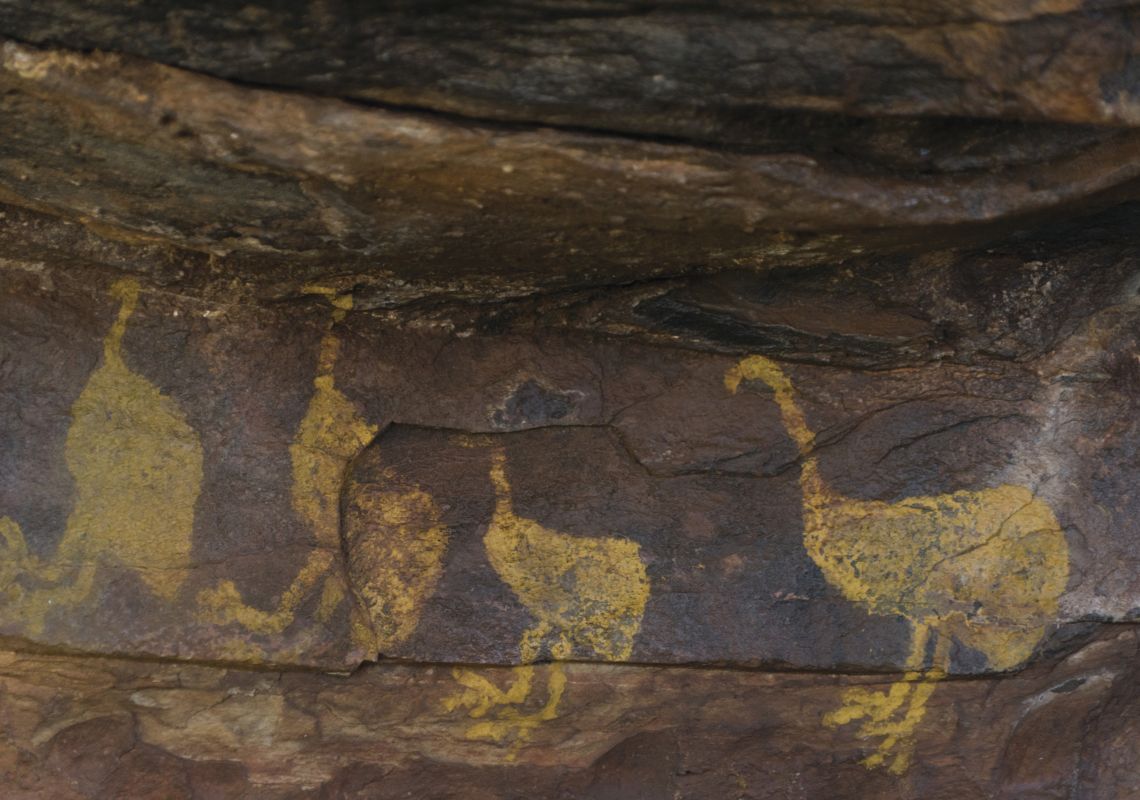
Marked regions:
[727,355,1070,773]
[198,289,378,646]
[0,278,203,633]
[445,443,650,750]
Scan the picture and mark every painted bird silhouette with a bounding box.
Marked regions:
[1,278,203,632]
[445,445,650,748]
[727,355,1069,773]
[197,288,380,652]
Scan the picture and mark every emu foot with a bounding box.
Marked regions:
[442,666,535,719]
[443,664,565,757]
[824,676,938,775]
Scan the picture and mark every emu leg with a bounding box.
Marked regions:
[448,621,557,750]
[860,627,950,774]
[537,633,571,723]
[197,548,338,635]
[0,517,100,636]
[444,665,537,718]
[824,622,931,730]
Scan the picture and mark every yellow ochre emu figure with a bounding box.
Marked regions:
[2,278,204,632]
[198,287,399,658]
[446,445,650,750]
[726,355,1069,774]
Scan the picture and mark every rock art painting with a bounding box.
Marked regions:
[444,441,651,753]
[726,355,1070,773]
[198,288,381,648]
[342,459,450,654]
[0,278,204,632]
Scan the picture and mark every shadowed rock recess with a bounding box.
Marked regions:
[0,2,1137,797]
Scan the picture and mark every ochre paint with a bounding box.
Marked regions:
[727,354,1069,773]
[198,290,377,645]
[446,446,649,753]
[1,278,203,634]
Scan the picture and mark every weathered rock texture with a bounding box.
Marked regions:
[0,33,1138,301]
[0,3,1138,797]
[5,0,1140,130]
[0,627,1136,799]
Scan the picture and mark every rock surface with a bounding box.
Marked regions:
[4,1,1140,131]
[0,627,1136,798]
[3,204,1138,671]
[0,3,1138,797]
[0,37,1138,302]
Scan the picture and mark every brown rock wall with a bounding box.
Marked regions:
[3,1,1138,132]
[0,628,1134,798]
[1,204,1137,675]
[0,39,1137,302]
[0,5,1137,795]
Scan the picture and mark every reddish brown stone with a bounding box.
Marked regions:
[3,1,1138,131]
[1,205,1138,674]
[0,38,1136,303]
[0,5,1137,795]
[0,629,1133,798]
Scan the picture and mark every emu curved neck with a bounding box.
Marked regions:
[728,356,831,509]
[316,305,349,380]
[489,449,514,520]
[766,387,827,507]
[769,385,813,457]
[104,279,140,361]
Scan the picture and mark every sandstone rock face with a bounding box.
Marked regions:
[5,1,1140,130]
[0,3,1137,797]
[0,628,1136,799]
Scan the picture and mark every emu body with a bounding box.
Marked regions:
[445,447,649,749]
[727,355,1068,772]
